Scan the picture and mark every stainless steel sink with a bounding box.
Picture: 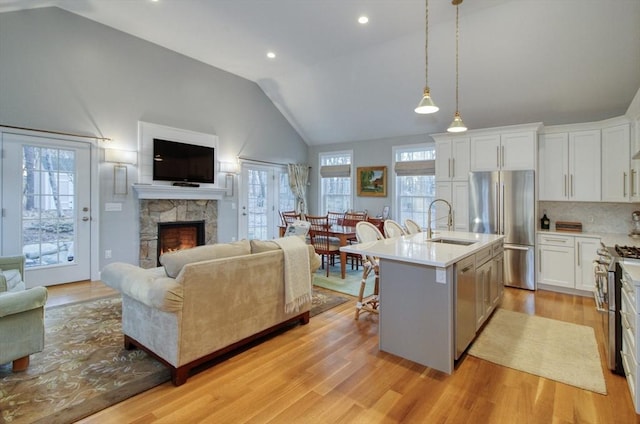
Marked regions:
[429,238,476,246]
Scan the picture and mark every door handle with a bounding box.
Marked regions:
[452,158,455,178]
[505,245,529,251]
[564,174,567,197]
[538,248,542,273]
[501,184,505,235]
[82,217,89,221]
[495,182,499,232]
[496,146,500,168]
[501,145,505,168]
[624,172,628,197]
[570,174,574,197]
[632,169,637,196]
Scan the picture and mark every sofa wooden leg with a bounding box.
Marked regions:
[124,335,136,350]
[300,311,310,325]
[12,356,29,372]
[172,366,189,386]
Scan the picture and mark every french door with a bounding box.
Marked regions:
[1,133,92,287]
[238,162,295,240]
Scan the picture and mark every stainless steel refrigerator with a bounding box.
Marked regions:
[469,170,536,290]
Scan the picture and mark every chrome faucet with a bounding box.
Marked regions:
[427,198,453,239]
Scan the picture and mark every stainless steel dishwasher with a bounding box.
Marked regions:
[455,255,476,360]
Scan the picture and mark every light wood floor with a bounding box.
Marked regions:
[44,281,640,423]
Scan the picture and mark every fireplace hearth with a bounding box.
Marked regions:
[138,199,217,269]
[157,220,205,265]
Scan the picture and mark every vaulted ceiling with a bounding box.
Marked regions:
[1,0,639,145]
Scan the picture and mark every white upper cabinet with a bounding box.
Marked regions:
[539,130,601,201]
[435,181,469,232]
[570,130,601,201]
[538,133,569,201]
[470,130,536,171]
[601,123,631,202]
[435,136,470,181]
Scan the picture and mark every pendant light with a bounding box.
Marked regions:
[447,0,467,133]
[415,0,438,114]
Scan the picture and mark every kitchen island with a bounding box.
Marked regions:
[341,230,504,374]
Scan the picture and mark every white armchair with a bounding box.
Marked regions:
[0,255,48,371]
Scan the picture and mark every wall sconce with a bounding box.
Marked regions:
[104,149,137,195]
[219,161,239,197]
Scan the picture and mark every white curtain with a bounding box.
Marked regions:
[288,163,309,215]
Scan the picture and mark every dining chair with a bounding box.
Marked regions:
[404,218,423,235]
[354,221,384,320]
[343,211,367,227]
[280,210,301,226]
[306,215,340,277]
[327,211,344,227]
[384,219,407,238]
[343,211,367,269]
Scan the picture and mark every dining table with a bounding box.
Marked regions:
[279,224,356,279]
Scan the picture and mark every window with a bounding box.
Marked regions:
[393,144,436,229]
[319,151,352,214]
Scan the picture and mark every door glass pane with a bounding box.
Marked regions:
[22,145,76,268]
[247,168,268,240]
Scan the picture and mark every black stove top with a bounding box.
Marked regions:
[615,244,640,259]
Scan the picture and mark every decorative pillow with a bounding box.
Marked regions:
[0,269,24,292]
[250,239,280,253]
[160,239,251,278]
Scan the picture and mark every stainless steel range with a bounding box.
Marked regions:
[594,243,640,375]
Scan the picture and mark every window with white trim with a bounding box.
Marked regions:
[393,144,436,229]
[319,151,352,214]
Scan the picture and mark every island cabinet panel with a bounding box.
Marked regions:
[379,259,454,374]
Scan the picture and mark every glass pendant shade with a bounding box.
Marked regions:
[447,111,467,133]
[415,88,439,114]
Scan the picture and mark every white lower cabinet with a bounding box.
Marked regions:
[575,237,600,291]
[620,268,640,413]
[475,242,503,331]
[537,233,599,294]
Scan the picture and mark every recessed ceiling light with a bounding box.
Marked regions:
[358,16,369,24]
[266,51,276,59]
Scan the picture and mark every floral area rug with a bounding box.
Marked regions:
[0,296,169,424]
[0,289,348,423]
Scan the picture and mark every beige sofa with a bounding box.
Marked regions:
[101,238,320,386]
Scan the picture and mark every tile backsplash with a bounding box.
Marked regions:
[539,201,640,234]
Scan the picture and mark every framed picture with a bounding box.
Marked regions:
[357,166,387,197]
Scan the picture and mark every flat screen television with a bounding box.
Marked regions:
[153,138,215,184]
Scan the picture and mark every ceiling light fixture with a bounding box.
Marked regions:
[415,0,438,114]
[358,16,369,24]
[266,51,276,59]
[447,0,467,133]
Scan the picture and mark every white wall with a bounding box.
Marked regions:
[0,7,309,270]
[307,133,432,217]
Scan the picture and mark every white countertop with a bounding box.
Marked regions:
[340,231,504,268]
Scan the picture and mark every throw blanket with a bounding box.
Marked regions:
[273,236,312,314]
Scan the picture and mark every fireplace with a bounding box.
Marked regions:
[157,220,205,265]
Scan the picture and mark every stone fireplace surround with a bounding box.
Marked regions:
[138,199,217,269]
